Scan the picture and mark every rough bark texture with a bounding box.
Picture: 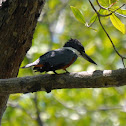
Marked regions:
[0,0,45,124]
[0,69,126,94]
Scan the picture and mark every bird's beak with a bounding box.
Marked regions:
[81,51,97,65]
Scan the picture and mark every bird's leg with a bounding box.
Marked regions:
[53,71,58,74]
[64,69,69,73]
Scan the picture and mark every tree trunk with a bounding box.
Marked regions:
[0,0,45,124]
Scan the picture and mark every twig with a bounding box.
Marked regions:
[98,16,126,60]
[114,12,126,18]
[88,0,126,67]
[109,4,126,18]
[52,94,123,115]
[8,102,35,120]
[96,0,126,18]
[96,1,126,18]
[96,0,108,9]
[89,0,112,17]
[96,0,125,11]
[33,93,43,126]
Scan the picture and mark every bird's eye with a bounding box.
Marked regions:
[80,46,84,51]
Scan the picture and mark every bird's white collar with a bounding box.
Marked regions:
[62,47,80,56]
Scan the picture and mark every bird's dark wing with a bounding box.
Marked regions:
[34,48,78,72]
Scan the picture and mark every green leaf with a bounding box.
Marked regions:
[89,13,97,24]
[99,9,110,19]
[121,10,126,15]
[117,9,126,15]
[110,13,125,34]
[70,6,85,24]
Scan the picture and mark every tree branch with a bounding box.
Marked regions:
[88,0,126,67]
[0,69,126,95]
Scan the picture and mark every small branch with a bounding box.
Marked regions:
[88,0,126,67]
[98,16,126,59]
[33,93,43,126]
[97,14,126,68]
[8,102,35,120]
[96,0,108,9]
[112,4,126,11]
[0,69,126,94]
[89,0,112,17]
[109,4,126,18]
[96,0,125,12]
[52,94,122,114]
[96,1,126,18]
[114,12,126,18]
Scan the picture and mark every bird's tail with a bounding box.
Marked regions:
[21,62,36,68]
[21,59,40,68]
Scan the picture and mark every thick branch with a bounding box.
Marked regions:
[0,69,126,94]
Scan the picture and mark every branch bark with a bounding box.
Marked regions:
[0,68,126,94]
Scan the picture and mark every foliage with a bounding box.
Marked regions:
[71,1,125,34]
[2,0,126,126]
[110,13,125,34]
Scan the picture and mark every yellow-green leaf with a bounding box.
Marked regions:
[70,6,85,24]
[110,13,125,34]
[89,13,97,24]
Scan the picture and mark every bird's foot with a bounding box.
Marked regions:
[53,71,58,74]
[64,69,69,74]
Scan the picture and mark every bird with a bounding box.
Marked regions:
[21,38,97,74]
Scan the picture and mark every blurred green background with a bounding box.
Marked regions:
[2,0,126,126]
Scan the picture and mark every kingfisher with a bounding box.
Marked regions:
[21,38,97,74]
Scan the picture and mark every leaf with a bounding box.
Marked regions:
[121,10,126,15]
[99,9,110,19]
[89,13,97,24]
[110,13,125,34]
[117,9,126,15]
[70,6,85,24]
